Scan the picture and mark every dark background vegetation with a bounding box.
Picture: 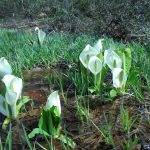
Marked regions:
[0,0,150,44]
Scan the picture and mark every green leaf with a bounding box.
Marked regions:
[126,68,139,86]
[88,87,96,93]
[126,68,144,101]
[38,107,61,137]
[58,134,76,149]
[122,48,132,74]
[2,117,11,130]
[110,89,117,98]
[28,128,50,139]
[17,96,31,113]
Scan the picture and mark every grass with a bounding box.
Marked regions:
[0,29,95,77]
[0,29,150,149]
[0,29,150,80]
[91,116,115,147]
[120,105,137,134]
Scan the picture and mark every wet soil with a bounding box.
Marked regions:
[1,67,150,150]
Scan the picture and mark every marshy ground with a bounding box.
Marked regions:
[0,21,150,150]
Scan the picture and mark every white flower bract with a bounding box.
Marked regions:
[112,68,127,88]
[93,39,104,53]
[79,44,100,68]
[2,75,23,118]
[104,49,122,70]
[0,57,12,78]
[46,91,61,116]
[88,56,103,75]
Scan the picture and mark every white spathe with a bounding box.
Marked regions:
[79,44,99,68]
[0,95,9,116]
[93,39,104,53]
[0,57,12,78]
[88,56,103,75]
[2,75,23,118]
[112,68,127,88]
[35,27,46,45]
[104,49,122,70]
[46,91,61,116]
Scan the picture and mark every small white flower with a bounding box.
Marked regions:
[0,57,12,78]
[112,68,127,88]
[2,75,23,118]
[79,44,99,68]
[46,91,61,116]
[88,56,103,75]
[104,49,122,70]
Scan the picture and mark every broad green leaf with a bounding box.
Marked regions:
[123,48,132,74]
[116,48,132,74]
[110,89,117,98]
[28,128,50,139]
[38,107,61,137]
[17,96,31,113]
[88,87,97,93]
[2,117,11,130]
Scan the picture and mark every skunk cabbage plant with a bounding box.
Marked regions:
[0,57,12,78]
[104,49,122,70]
[79,44,100,68]
[88,56,103,76]
[112,68,127,88]
[2,75,23,118]
[79,39,131,94]
[79,39,106,93]
[28,91,75,148]
[35,27,46,45]
[29,91,61,138]
[46,91,61,116]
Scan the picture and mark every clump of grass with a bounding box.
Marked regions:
[91,116,115,148]
[0,29,94,77]
[0,29,149,79]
